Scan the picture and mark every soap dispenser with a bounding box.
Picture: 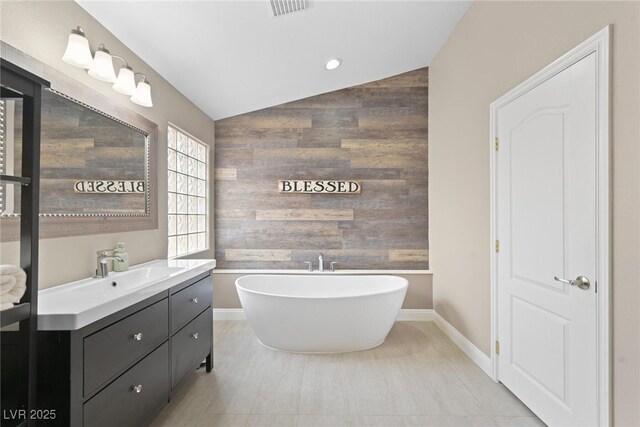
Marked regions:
[113,242,129,272]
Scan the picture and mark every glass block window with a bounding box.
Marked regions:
[167,125,208,257]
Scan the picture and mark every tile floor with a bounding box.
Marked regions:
[151,321,545,427]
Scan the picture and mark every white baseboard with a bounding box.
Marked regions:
[432,312,493,377]
[212,307,493,379]
[396,309,435,321]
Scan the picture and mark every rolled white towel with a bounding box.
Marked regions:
[0,274,16,295]
[0,265,27,309]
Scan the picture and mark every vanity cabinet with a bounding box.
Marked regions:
[171,310,213,389]
[83,343,169,427]
[170,277,213,388]
[37,271,213,426]
[83,299,169,396]
[171,277,212,334]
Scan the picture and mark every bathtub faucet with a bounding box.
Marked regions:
[318,253,324,272]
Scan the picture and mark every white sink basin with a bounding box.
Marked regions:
[95,266,185,291]
[39,259,216,330]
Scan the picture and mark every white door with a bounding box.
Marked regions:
[496,52,598,426]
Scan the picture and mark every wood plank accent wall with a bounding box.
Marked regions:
[214,68,428,269]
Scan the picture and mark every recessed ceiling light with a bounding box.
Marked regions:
[325,58,342,70]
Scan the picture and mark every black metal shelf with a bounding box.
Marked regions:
[0,303,31,328]
[1,59,49,427]
[0,174,30,185]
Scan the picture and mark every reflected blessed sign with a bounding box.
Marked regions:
[74,180,145,194]
[278,180,361,194]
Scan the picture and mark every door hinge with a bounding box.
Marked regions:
[495,340,500,355]
[495,240,500,253]
[495,137,499,151]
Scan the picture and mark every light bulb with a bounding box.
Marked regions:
[325,58,342,70]
[131,78,153,107]
[62,27,93,69]
[113,66,136,95]
[88,44,117,82]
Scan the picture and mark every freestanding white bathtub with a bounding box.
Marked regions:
[235,274,408,353]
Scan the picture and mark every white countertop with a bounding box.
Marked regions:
[38,259,216,331]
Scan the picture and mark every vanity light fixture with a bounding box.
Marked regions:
[62,27,93,68]
[131,74,153,107]
[61,26,153,107]
[112,58,137,95]
[325,58,342,70]
[87,44,117,82]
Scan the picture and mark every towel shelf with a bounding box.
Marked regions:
[1,59,48,427]
[0,303,31,328]
[0,175,31,185]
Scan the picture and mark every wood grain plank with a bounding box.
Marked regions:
[215,209,253,219]
[256,209,354,221]
[219,114,312,129]
[225,249,292,262]
[359,108,428,130]
[389,250,430,262]
[357,68,428,89]
[214,148,254,168]
[341,139,426,151]
[215,168,237,181]
[351,153,427,169]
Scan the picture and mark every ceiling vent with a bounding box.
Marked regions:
[269,0,309,17]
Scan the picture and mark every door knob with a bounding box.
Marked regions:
[554,275,591,290]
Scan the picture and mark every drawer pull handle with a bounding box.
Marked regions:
[191,297,199,303]
[131,384,143,393]
[191,333,199,340]
[132,332,143,341]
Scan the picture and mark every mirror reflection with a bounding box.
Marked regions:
[0,89,149,217]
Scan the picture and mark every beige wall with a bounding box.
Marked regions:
[0,1,215,288]
[213,272,432,310]
[429,1,639,425]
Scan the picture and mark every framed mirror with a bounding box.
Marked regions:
[1,88,150,216]
[0,41,158,241]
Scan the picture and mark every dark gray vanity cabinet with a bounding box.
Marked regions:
[169,273,213,389]
[37,271,213,426]
[83,342,169,427]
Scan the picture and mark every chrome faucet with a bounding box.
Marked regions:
[94,249,124,278]
[318,253,324,272]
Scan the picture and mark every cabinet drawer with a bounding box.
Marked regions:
[84,342,169,427]
[171,276,211,334]
[84,299,168,396]
[172,308,212,389]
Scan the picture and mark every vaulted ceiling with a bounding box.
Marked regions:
[78,0,471,120]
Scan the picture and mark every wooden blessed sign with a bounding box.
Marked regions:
[74,180,146,194]
[278,180,361,194]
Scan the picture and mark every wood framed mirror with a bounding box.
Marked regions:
[0,42,158,241]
